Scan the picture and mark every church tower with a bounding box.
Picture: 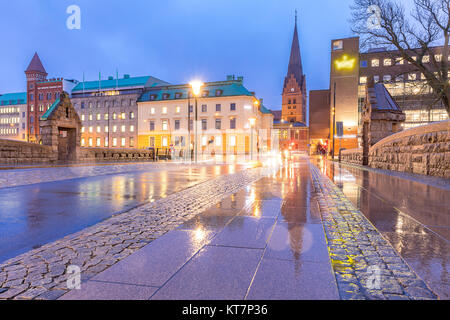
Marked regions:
[282,12,307,124]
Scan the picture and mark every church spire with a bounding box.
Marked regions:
[285,11,303,86]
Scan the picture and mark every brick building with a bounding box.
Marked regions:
[25,53,77,143]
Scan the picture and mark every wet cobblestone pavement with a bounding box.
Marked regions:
[0,165,270,300]
[310,164,438,300]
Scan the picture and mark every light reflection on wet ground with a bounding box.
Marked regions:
[314,157,450,299]
[0,164,245,263]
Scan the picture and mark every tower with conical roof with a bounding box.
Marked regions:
[282,11,307,124]
[25,52,48,142]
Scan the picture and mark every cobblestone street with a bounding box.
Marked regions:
[0,157,445,300]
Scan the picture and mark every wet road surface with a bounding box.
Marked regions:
[0,164,244,263]
[315,158,450,299]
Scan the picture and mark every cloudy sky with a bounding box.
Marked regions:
[0,0,359,109]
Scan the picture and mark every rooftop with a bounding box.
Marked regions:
[72,75,169,93]
[0,92,27,106]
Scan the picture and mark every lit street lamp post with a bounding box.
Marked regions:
[189,81,203,164]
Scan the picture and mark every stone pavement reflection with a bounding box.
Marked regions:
[61,157,340,300]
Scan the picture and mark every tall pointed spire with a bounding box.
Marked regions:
[25,52,47,74]
[285,11,303,87]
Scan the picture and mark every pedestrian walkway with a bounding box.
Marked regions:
[60,158,339,300]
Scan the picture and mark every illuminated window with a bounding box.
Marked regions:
[113,125,117,132]
[215,135,222,146]
[129,137,134,147]
[104,126,109,132]
[96,137,101,147]
[435,54,442,62]
[81,126,85,133]
[81,115,85,121]
[130,125,135,132]
[332,40,343,51]
[162,120,168,131]
[202,136,207,146]
[121,125,126,132]
[383,75,392,83]
[374,75,380,83]
[162,136,168,147]
[383,58,392,66]
[395,57,404,65]
[104,113,109,120]
[162,107,167,114]
[408,73,417,81]
[423,55,430,63]
[229,135,236,147]
[104,137,109,147]
[88,126,93,133]
[89,114,93,121]
[359,77,367,84]
[88,137,93,147]
[151,107,155,114]
[81,138,85,146]
[121,112,126,119]
[113,112,117,120]
[130,112,135,119]
[112,138,117,147]
[371,59,379,67]
[175,106,180,113]
[96,113,101,120]
[96,126,101,133]
[121,138,126,147]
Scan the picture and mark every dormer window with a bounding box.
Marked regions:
[215,90,223,96]
[202,91,209,97]
[162,93,170,100]
[175,92,182,99]
[150,94,156,101]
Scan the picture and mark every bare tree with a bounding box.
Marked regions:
[351,0,450,116]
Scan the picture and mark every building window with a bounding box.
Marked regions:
[81,126,85,133]
[130,125,135,132]
[121,112,126,120]
[88,137,93,147]
[189,119,193,130]
[383,75,392,83]
[104,113,109,120]
[216,104,221,112]
[162,120,168,131]
[162,107,167,114]
[435,54,442,62]
[201,136,207,146]
[121,138,126,147]
[202,105,207,112]
[371,59,379,67]
[423,55,430,63]
[113,125,117,132]
[332,40,343,51]
[129,137,134,147]
[230,118,236,129]
[174,120,180,130]
[81,138,85,146]
[408,73,417,81]
[215,118,221,130]
[121,125,126,132]
[360,60,368,68]
[113,112,117,120]
[81,102,85,109]
[162,136,168,147]
[229,135,236,147]
[230,103,236,111]
[96,137,101,147]
[201,119,207,130]
[130,112,135,119]
[89,114,93,121]
[396,75,404,82]
[96,113,101,120]
[149,121,155,131]
[374,75,380,83]
[104,126,109,132]
[383,58,392,66]
[396,57,404,65]
[189,105,193,113]
[89,126,93,133]
[104,137,109,147]
[175,106,180,113]
[151,107,155,115]
[96,126,101,133]
[112,138,117,147]
[359,77,367,84]
[149,137,155,147]
[215,136,222,146]
[81,114,85,121]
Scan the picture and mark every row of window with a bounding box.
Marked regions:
[360,70,450,84]
[81,125,135,133]
[0,128,18,135]
[149,89,225,101]
[361,54,450,68]
[0,107,20,114]
[80,112,135,121]
[29,92,60,102]
[0,117,20,124]
[75,99,135,109]
[148,118,237,131]
[148,103,238,116]
[81,137,135,148]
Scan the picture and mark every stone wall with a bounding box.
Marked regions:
[78,147,155,162]
[369,120,449,178]
[340,148,363,165]
[0,139,57,164]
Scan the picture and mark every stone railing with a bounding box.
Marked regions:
[78,147,155,162]
[340,148,363,165]
[369,120,449,178]
[0,139,57,164]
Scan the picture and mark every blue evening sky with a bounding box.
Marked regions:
[1,0,359,110]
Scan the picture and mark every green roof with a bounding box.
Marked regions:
[72,75,169,92]
[0,92,27,106]
[41,98,60,120]
[260,104,272,114]
[138,80,253,102]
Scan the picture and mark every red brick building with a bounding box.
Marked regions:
[25,53,77,142]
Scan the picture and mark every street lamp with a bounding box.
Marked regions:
[189,80,203,163]
[249,117,256,160]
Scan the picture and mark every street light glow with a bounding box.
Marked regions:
[189,80,203,97]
